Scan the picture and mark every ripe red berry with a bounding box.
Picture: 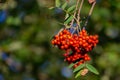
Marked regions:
[51,29,99,68]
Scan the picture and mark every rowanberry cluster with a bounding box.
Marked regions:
[51,28,98,68]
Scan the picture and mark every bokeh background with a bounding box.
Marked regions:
[0,0,120,80]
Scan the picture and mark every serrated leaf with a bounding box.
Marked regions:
[65,14,69,19]
[73,64,85,73]
[67,5,76,12]
[64,15,74,24]
[55,0,61,7]
[75,70,82,78]
[86,64,99,75]
[68,63,74,68]
[61,2,67,9]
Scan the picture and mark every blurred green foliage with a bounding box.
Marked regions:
[0,0,119,80]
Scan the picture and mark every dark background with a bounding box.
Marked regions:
[0,0,6,3]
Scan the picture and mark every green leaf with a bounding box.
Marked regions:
[67,5,76,12]
[61,2,67,9]
[68,63,74,68]
[64,15,74,24]
[55,0,61,7]
[65,14,69,19]
[75,70,82,78]
[86,64,99,75]
[73,64,85,73]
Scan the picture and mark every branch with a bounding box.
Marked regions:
[84,1,96,28]
[77,0,84,23]
[77,0,84,32]
[70,0,80,27]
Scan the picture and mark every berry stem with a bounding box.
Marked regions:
[57,28,64,35]
[83,1,96,28]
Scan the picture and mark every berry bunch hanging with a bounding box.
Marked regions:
[50,0,99,78]
[51,29,98,67]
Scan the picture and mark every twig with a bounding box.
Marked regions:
[62,8,78,27]
[70,0,80,27]
[64,10,78,23]
[77,0,84,32]
[83,1,96,28]
[77,0,84,23]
